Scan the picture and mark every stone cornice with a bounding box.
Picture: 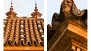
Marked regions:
[48,20,87,51]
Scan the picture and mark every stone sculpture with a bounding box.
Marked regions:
[47,0,87,40]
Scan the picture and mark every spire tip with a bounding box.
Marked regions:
[35,1,37,7]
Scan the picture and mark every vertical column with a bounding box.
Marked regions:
[72,45,76,51]
[15,18,20,45]
[25,18,31,45]
[4,19,12,45]
[72,40,87,51]
[29,19,36,45]
[33,20,42,45]
[20,18,26,45]
[77,48,81,51]
[8,18,16,45]
[71,45,85,51]
[37,20,44,45]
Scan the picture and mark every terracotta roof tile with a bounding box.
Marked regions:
[4,17,44,46]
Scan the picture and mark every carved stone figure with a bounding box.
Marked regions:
[47,0,87,40]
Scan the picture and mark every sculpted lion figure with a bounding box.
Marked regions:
[47,0,87,40]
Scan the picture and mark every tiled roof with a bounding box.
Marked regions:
[4,17,44,46]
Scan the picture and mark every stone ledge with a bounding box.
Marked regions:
[4,46,44,50]
[68,23,87,38]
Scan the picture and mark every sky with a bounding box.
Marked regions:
[47,0,87,24]
[4,0,44,18]
[3,0,87,24]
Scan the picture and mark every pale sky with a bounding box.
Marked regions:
[4,0,44,18]
[4,0,87,24]
[47,0,87,24]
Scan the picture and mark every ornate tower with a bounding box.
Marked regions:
[31,2,42,19]
[6,1,17,18]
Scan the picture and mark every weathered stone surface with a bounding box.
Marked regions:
[47,0,87,51]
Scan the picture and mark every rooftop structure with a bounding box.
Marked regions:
[4,1,44,51]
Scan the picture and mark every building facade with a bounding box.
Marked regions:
[4,2,44,51]
[47,0,87,51]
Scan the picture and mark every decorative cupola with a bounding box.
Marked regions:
[6,1,17,18]
[31,2,42,19]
